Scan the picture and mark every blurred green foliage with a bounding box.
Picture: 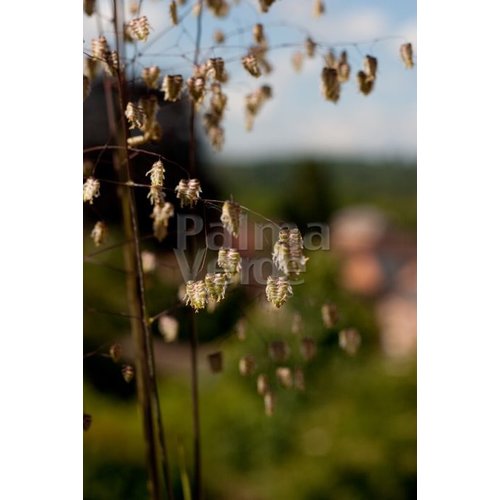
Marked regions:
[84,158,416,499]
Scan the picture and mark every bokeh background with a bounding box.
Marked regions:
[84,1,416,498]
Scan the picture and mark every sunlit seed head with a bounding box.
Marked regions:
[400,43,414,69]
[161,74,184,102]
[125,102,146,130]
[321,303,338,329]
[257,374,269,395]
[363,55,378,81]
[158,315,179,342]
[141,250,157,273]
[83,177,100,204]
[264,391,275,416]
[239,354,256,376]
[276,367,293,388]
[184,280,208,312]
[339,328,361,355]
[125,16,150,41]
[90,221,107,247]
[242,54,261,77]
[109,344,122,363]
[151,202,174,241]
[122,365,135,383]
[142,66,161,89]
[221,200,241,237]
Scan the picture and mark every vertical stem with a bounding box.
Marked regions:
[188,3,204,499]
[109,1,174,498]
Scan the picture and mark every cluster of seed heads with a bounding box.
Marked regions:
[204,273,228,302]
[245,85,272,131]
[175,178,202,208]
[272,228,308,277]
[83,177,100,204]
[125,16,150,41]
[220,200,241,236]
[184,280,209,312]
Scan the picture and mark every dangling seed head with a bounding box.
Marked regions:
[187,76,206,107]
[161,74,184,102]
[321,303,338,329]
[208,351,223,373]
[169,0,178,25]
[125,102,146,130]
[269,340,289,362]
[276,367,293,388]
[239,354,256,376]
[141,250,157,273]
[266,276,292,308]
[206,0,229,17]
[213,30,225,44]
[175,178,202,207]
[206,57,227,82]
[142,66,161,89]
[109,344,122,363]
[204,272,227,302]
[158,315,179,342]
[91,36,110,63]
[257,374,269,395]
[291,51,304,73]
[90,221,107,247]
[242,54,261,77]
[264,391,275,416]
[253,23,265,44]
[83,413,92,431]
[321,67,341,103]
[305,37,317,58]
[357,70,374,95]
[122,365,135,383]
[400,43,414,69]
[221,200,241,237]
[125,16,150,41]
[313,0,325,17]
[364,55,378,81]
[146,160,165,205]
[300,337,317,361]
[258,0,275,13]
[184,280,207,312]
[294,368,305,391]
[83,177,100,204]
[218,248,241,275]
[84,0,96,16]
[339,328,361,355]
[151,202,174,242]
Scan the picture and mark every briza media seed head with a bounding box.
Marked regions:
[204,273,227,302]
[161,74,184,102]
[175,178,202,207]
[300,337,317,361]
[213,30,225,44]
[109,344,122,363]
[150,201,174,242]
[294,368,305,391]
[305,37,317,58]
[357,70,374,95]
[266,276,293,308]
[313,0,325,17]
[239,355,256,376]
[257,374,269,395]
[321,67,341,103]
[141,250,157,273]
[400,43,414,69]
[276,367,293,388]
[206,57,227,82]
[364,55,378,81]
[84,0,96,16]
[339,328,361,355]
[83,177,100,204]
[142,66,161,89]
[253,23,265,44]
[169,0,178,25]
[264,391,275,416]
[291,51,304,73]
[125,102,146,130]
[158,315,179,342]
[184,280,207,312]
[242,54,261,77]
[208,351,223,373]
[221,200,241,236]
[90,221,107,247]
[206,0,229,17]
[258,0,275,13]
[187,76,206,107]
[321,303,338,329]
[125,16,150,41]
[146,160,165,205]
[122,365,135,383]
[217,247,241,275]
[91,36,110,63]
[269,340,290,362]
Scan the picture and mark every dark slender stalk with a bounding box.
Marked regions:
[187,3,204,498]
[110,1,174,499]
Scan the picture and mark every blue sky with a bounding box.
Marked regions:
[84,0,416,161]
